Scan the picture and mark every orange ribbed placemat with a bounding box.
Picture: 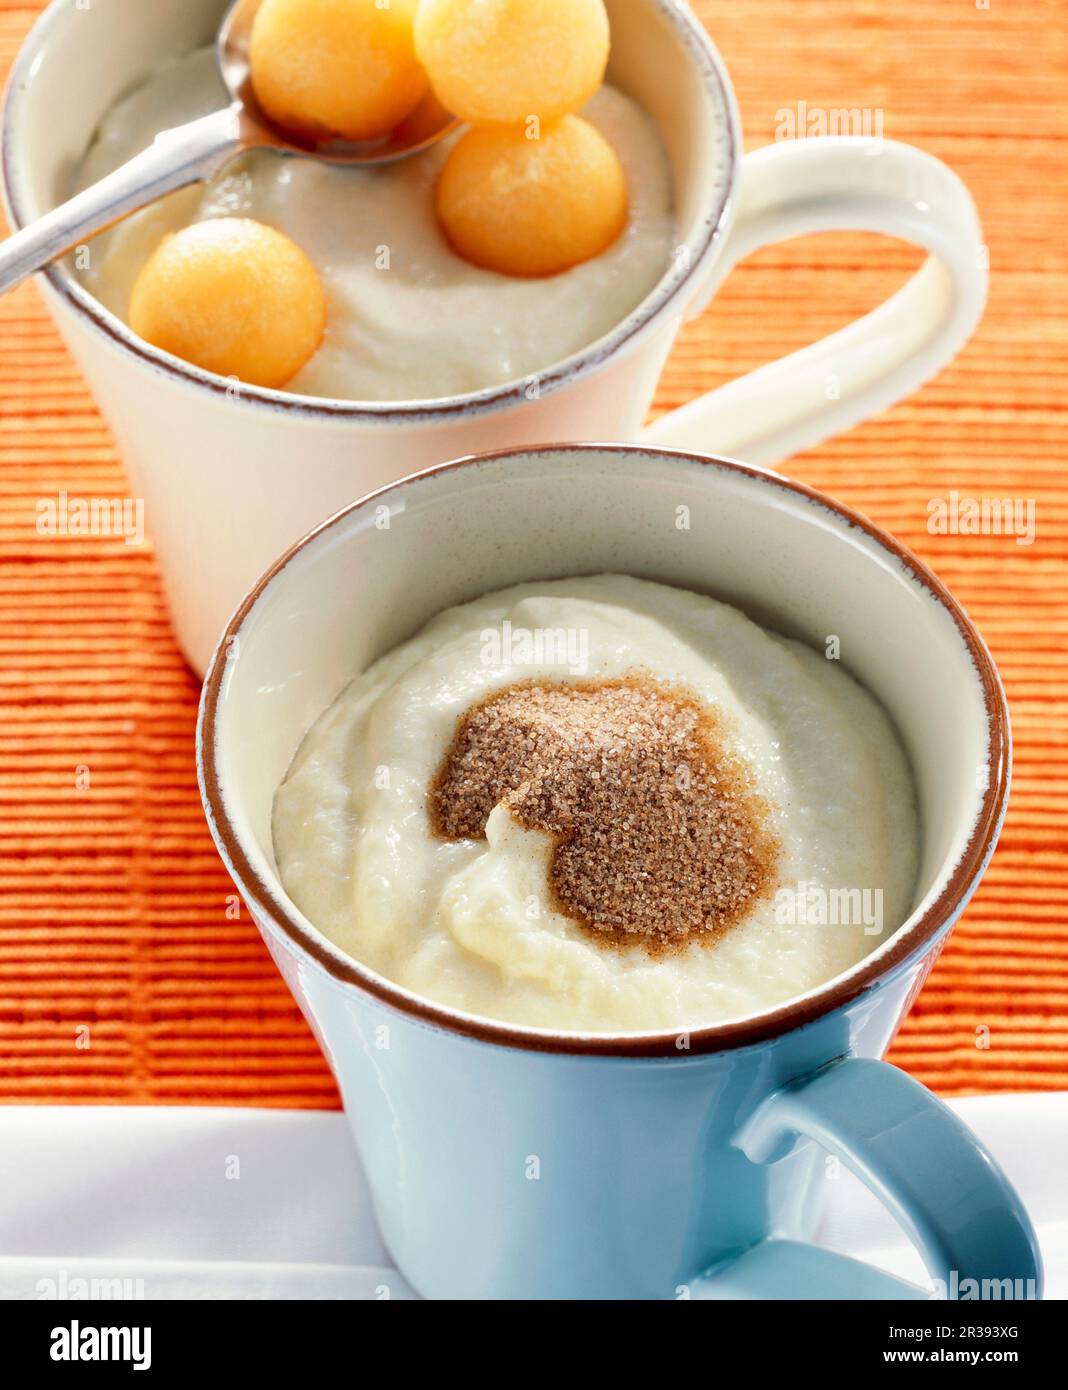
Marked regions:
[1,0,1066,1104]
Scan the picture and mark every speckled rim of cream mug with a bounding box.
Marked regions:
[195,445,1041,1301]
[3,0,989,676]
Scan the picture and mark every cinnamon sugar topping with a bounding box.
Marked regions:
[429,676,779,951]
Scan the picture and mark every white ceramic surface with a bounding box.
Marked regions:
[2,0,988,674]
[2,1096,1064,1299]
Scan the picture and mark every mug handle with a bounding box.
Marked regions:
[641,137,987,466]
[693,1057,1043,1300]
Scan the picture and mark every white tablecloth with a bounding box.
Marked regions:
[1,1095,1064,1299]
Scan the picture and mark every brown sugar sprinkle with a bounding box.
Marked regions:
[428,675,779,953]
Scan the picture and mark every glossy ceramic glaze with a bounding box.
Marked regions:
[198,446,1041,1300]
[4,0,988,673]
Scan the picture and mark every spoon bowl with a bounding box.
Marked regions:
[218,0,458,165]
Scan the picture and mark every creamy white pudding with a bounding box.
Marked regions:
[74,48,675,402]
[272,575,919,1033]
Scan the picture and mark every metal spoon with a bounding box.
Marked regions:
[0,0,457,295]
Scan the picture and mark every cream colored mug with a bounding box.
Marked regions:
[2,0,988,673]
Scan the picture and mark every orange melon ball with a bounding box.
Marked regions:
[436,117,628,278]
[415,0,609,125]
[129,218,326,389]
[250,0,428,143]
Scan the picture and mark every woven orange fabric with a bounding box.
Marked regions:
[1,0,1065,1105]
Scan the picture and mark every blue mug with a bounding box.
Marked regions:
[199,446,1041,1299]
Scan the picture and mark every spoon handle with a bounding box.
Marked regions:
[0,105,245,296]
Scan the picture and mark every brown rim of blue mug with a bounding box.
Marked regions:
[196,444,1010,1059]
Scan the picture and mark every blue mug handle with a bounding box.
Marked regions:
[695,1057,1043,1300]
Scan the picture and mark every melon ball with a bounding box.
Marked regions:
[415,0,609,125]
[436,116,628,278]
[129,218,327,389]
[250,0,428,143]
